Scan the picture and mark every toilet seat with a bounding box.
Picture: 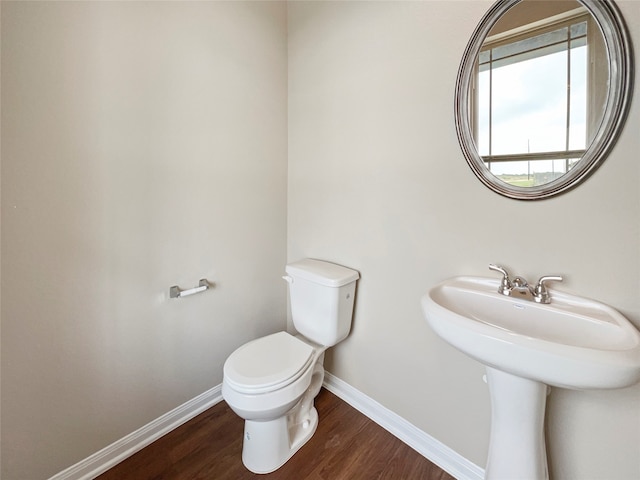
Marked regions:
[224,332,315,395]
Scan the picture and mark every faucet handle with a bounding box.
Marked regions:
[489,264,512,295]
[534,275,563,303]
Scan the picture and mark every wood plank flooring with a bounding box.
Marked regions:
[97,388,456,480]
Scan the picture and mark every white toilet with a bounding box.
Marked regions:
[222,259,359,474]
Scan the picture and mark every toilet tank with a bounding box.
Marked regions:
[285,259,359,347]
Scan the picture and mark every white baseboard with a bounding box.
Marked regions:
[50,374,483,480]
[49,385,223,480]
[322,372,485,480]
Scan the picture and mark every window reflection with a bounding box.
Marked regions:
[475,14,590,186]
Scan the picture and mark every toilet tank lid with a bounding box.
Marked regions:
[286,259,360,287]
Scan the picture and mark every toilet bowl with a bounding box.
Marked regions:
[222,259,359,474]
[223,332,326,473]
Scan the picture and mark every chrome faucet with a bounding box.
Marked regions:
[489,264,563,304]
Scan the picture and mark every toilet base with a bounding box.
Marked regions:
[241,407,318,474]
[241,360,324,474]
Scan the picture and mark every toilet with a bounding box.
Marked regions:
[222,259,359,474]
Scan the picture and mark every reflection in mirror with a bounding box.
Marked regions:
[474,1,607,187]
[456,0,633,200]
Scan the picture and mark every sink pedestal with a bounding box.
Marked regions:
[485,367,549,480]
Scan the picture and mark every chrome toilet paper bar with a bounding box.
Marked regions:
[170,279,211,299]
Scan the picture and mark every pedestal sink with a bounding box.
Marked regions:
[421,276,640,480]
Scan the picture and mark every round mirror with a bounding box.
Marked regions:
[455,0,633,200]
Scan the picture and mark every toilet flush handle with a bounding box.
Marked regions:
[282,275,294,284]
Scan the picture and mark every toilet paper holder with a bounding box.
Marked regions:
[170,279,211,299]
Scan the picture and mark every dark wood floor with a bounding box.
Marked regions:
[97,388,456,480]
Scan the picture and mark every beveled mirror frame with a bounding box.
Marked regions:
[455,0,634,200]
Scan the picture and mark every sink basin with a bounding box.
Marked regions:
[421,276,640,390]
[422,274,640,479]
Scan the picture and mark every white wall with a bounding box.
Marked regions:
[1,2,288,478]
[288,1,640,479]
